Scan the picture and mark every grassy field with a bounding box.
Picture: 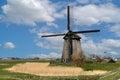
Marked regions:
[0,60,120,80]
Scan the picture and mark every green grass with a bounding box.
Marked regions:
[50,59,120,71]
[0,60,120,80]
[82,62,120,71]
[98,67,120,80]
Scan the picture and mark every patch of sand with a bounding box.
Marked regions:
[6,62,107,76]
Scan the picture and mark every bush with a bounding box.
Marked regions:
[72,58,86,67]
[96,56,103,63]
[72,52,86,67]
[85,60,94,64]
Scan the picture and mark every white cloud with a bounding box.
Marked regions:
[30,27,64,51]
[101,39,120,48]
[1,0,60,26]
[29,26,50,34]
[4,42,15,49]
[82,40,100,55]
[2,0,118,27]
[73,3,120,26]
[36,35,63,51]
[30,52,61,59]
[110,24,120,37]
[82,39,120,57]
[77,0,112,4]
[46,22,58,28]
[77,0,89,4]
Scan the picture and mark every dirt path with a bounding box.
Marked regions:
[6,62,107,76]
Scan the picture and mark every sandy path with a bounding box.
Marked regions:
[6,62,107,76]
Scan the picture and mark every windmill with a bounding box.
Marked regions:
[42,6,100,63]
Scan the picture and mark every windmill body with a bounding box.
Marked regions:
[42,6,100,63]
[62,33,85,63]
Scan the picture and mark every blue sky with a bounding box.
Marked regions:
[0,0,120,58]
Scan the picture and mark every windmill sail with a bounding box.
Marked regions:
[72,30,100,34]
[67,6,71,32]
[41,33,65,37]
